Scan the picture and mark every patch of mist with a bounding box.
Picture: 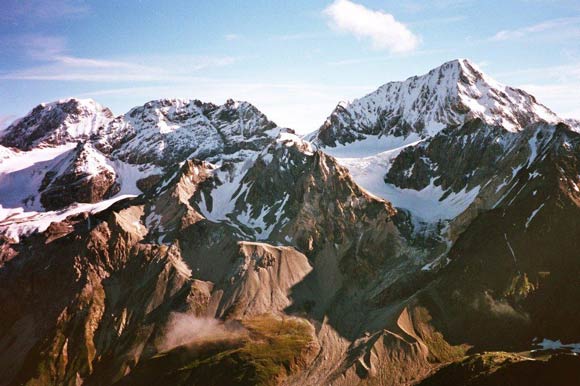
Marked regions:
[156,312,247,353]
[472,292,530,322]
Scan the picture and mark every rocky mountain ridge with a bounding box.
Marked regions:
[0,59,579,385]
[95,98,278,166]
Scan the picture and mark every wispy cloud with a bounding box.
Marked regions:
[51,56,142,68]
[0,56,237,82]
[323,0,420,53]
[1,0,89,22]
[224,33,241,41]
[491,17,580,41]
[0,35,238,82]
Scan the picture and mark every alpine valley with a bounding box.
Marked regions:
[1,59,579,386]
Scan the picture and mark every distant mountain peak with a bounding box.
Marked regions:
[0,98,113,150]
[94,97,279,166]
[310,58,559,147]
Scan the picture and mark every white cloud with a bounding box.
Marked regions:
[323,0,420,53]
[491,17,580,41]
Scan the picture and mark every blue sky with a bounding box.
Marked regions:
[1,0,579,133]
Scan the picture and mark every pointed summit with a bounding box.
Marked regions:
[310,58,559,147]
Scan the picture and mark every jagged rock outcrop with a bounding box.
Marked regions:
[39,142,119,210]
[94,98,278,166]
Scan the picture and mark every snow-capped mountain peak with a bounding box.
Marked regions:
[0,98,114,150]
[452,59,558,131]
[94,98,278,166]
[310,58,559,147]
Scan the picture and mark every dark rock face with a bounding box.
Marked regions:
[135,174,163,194]
[39,169,118,210]
[408,126,580,352]
[419,353,580,386]
[39,142,119,210]
[386,119,517,192]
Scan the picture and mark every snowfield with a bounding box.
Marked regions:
[0,143,161,241]
[323,135,480,221]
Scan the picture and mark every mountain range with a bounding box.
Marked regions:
[1,59,579,386]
